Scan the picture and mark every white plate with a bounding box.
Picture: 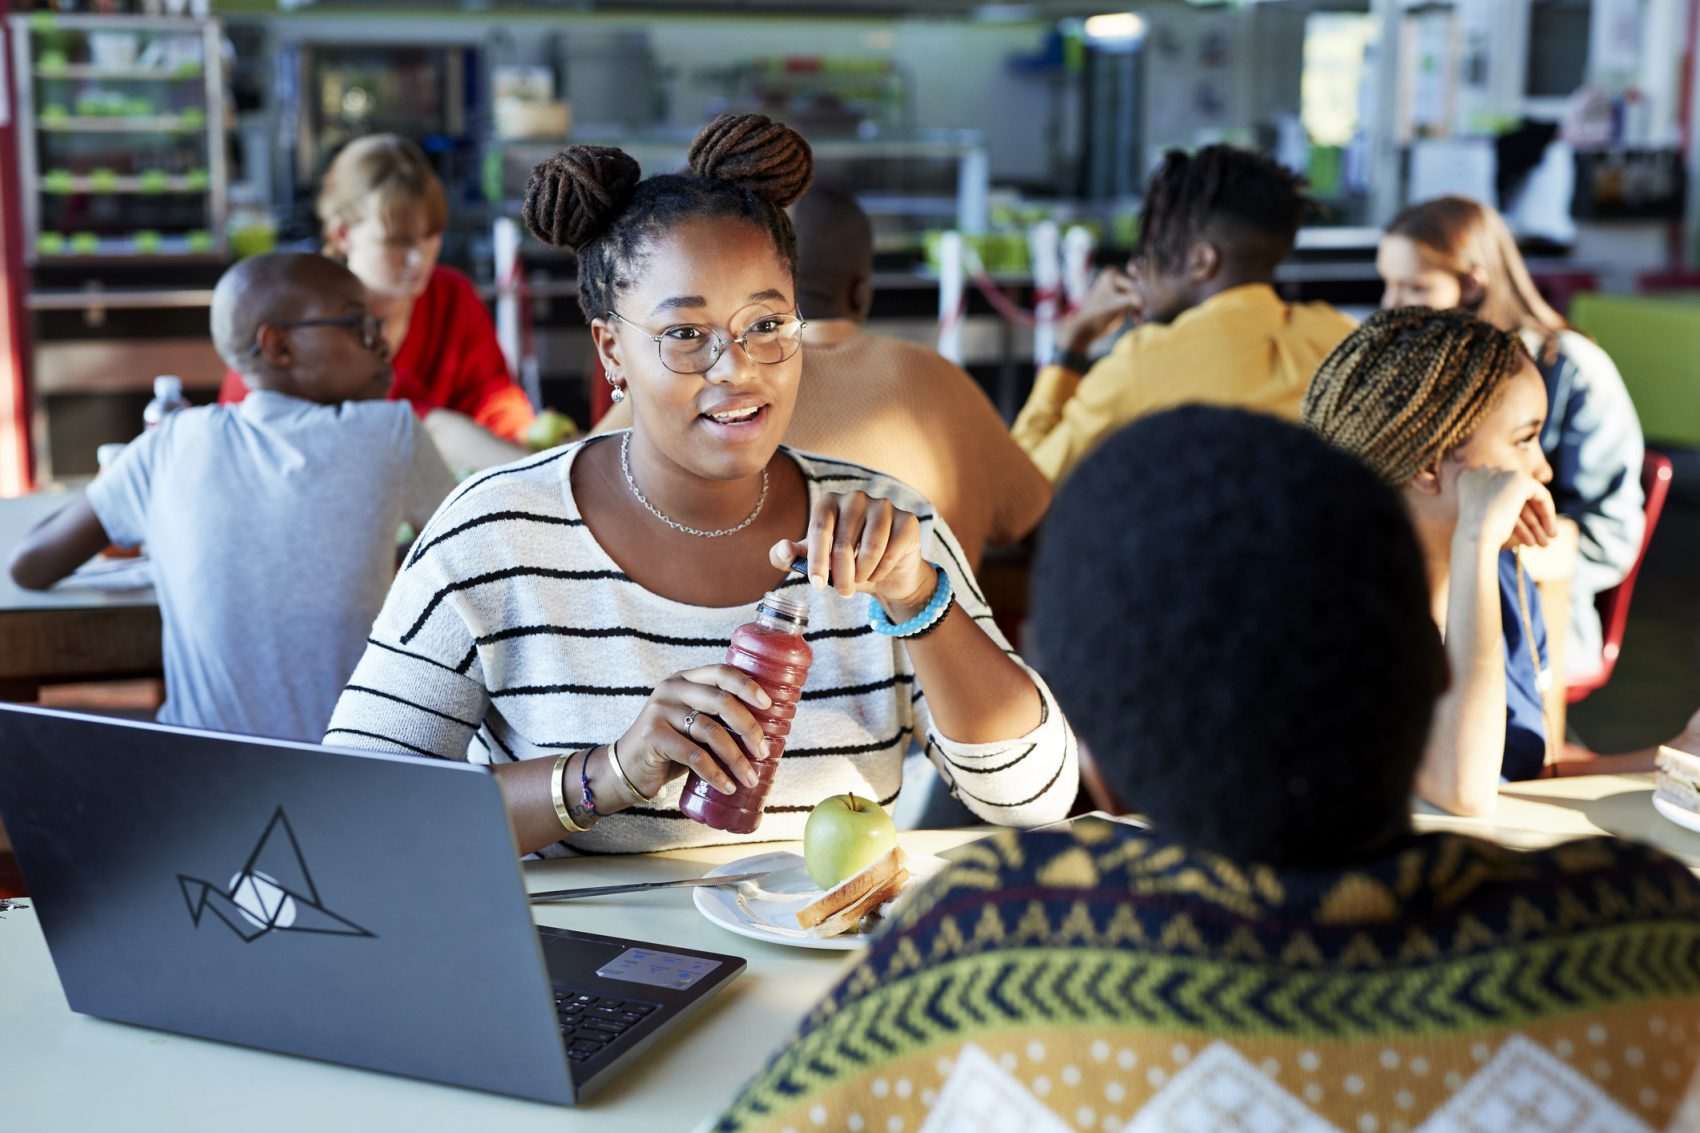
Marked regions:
[1653,794,1700,834]
[693,848,943,951]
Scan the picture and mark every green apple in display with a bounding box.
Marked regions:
[803,794,897,889]
[524,409,578,452]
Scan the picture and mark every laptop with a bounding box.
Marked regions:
[0,704,746,1105]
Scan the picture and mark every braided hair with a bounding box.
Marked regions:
[1301,307,1530,486]
[522,114,814,321]
[1134,145,1310,277]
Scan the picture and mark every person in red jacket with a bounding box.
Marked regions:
[219,134,534,470]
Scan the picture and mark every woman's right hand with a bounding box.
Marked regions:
[1456,466,1558,551]
[1060,265,1143,354]
[615,666,772,801]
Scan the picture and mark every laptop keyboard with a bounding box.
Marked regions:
[553,989,661,1062]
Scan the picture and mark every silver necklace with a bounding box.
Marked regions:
[620,431,768,538]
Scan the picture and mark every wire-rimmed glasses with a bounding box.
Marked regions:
[606,309,807,375]
[248,312,385,356]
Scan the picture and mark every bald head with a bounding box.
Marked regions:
[211,252,363,373]
[789,186,874,322]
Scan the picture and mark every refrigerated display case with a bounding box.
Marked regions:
[9,13,227,263]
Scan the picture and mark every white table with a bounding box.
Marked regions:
[0,829,978,1132]
[0,487,161,697]
[1412,772,1700,869]
[7,778,1700,1131]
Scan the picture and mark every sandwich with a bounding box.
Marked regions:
[1655,746,1700,816]
[795,846,911,937]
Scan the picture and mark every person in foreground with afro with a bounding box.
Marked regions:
[709,406,1700,1133]
[323,113,1077,855]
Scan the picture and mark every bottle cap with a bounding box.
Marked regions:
[757,591,809,629]
[153,375,183,399]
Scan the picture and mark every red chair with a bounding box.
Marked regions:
[1529,270,1600,317]
[0,852,25,900]
[1566,451,1674,703]
[1636,269,1700,293]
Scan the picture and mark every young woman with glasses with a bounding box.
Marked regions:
[325,114,1078,855]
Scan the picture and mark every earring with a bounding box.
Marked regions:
[606,371,626,404]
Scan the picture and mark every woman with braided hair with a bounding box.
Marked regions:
[1304,307,1557,816]
[325,114,1077,855]
[1378,196,1644,678]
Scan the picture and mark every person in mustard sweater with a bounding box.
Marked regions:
[600,185,1050,570]
[1013,145,1356,482]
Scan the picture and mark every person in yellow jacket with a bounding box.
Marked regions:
[1013,145,1356,482]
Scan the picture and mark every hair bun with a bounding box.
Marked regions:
[687,113,813,207]
[522,145,642,249]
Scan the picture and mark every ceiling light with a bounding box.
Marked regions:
[1083,13,1147,43]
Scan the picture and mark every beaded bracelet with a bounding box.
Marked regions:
[579,748,604,820]
[550,750,586,834]
[868,562,953,638]
[904,595,954,640]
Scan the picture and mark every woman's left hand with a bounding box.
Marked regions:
[769,491,934,614]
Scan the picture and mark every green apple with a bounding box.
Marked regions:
[524,409,578,452]
[803,794,897,889]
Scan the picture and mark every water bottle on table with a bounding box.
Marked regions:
[142,375,190,430]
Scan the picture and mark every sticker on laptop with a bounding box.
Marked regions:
[596,947,721,990]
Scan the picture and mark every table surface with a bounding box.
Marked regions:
[1412,772,1700,868]
[0,487,156,613]
[6,781,1700,1131]
[0,828,976,1132]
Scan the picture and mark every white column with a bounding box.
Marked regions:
[1029,221,1061,367]
[492,217,534,403]
[937,230,965,366]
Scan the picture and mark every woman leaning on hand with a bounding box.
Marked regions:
[1303,308,1558,817]
[1377,196,1644,674]
[324,114,1078,855]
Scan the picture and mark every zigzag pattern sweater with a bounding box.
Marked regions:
[713,822,1700,1133]
[325,437,1077,855]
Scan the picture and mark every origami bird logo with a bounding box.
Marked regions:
[178,807,374,942]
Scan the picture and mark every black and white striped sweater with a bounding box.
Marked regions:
[325,436,1077,854]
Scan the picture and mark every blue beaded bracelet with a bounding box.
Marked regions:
[868,562,953,637]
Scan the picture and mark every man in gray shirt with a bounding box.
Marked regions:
[9,253,457,741]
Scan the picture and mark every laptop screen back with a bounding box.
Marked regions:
[0,705,575,1104]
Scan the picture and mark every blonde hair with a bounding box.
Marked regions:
[316,134,449,256]
[1385,195,1569,365]
[1302,307,1529,486]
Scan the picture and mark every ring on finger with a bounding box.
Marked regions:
[682,709,700,740]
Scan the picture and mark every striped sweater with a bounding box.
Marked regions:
[325,435,1078,854]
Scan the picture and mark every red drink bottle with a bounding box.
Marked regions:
[678,591,812,833]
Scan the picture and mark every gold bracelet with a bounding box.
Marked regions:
[607,739,656,804]
[550,750,586,834]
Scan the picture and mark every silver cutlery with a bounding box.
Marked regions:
[528,870,772,904]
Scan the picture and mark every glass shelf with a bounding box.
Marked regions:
[10,13,226,264]
[38,116,203,133]
[36,64,202,81]
[40,173,209,195]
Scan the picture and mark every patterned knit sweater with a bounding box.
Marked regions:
[324,437,1077,855]
[713,822,1700,1133]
